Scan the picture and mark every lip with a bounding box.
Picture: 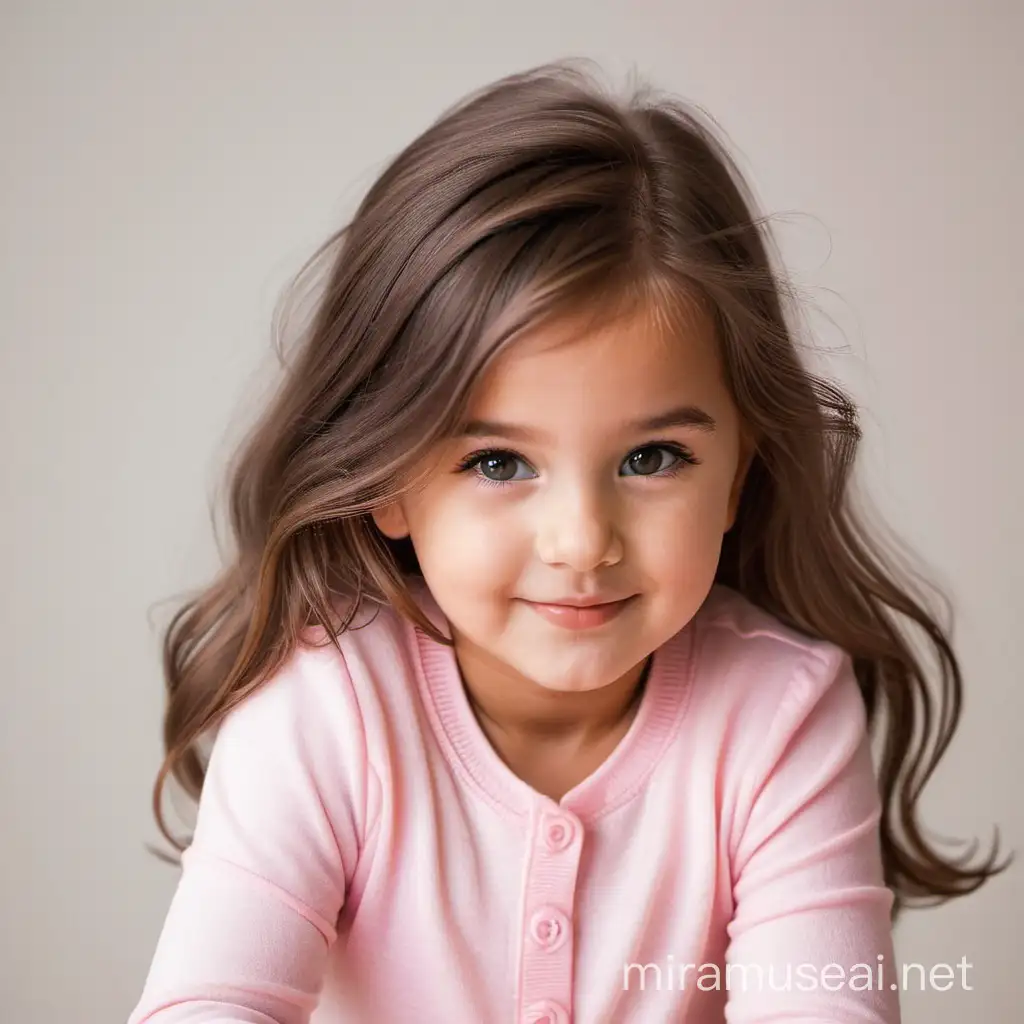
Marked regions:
[521,595,635,630]
[537,595,629,608]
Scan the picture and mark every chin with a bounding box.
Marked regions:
[531,675,617,695]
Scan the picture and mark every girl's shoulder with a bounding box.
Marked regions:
[696,583,841,661]
[689,583,855,712]
[294,580,440,710]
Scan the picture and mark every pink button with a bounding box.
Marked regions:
[542,812,576,852]
[523,999,569,1024]
[529,905,570,951]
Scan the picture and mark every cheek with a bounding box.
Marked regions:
[633,487,729,577]
[408,493,523,585]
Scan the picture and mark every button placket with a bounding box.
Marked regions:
[518,805,583,1022]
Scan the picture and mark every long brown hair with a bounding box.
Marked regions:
[148,60,1010,920]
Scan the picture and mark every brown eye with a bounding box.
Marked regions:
[626,447,669,475]
[455,449,538,488]
[621,443,698,478]
[479,454,519,481]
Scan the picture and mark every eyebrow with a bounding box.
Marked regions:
[458,404,718,442]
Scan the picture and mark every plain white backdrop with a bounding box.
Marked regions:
[1,2,1020,1021]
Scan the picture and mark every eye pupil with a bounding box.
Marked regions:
[630,448,662,475]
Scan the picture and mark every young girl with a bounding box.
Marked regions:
[127,62,1008,1024]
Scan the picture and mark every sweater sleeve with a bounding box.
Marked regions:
[724,648,901,1023]
[127,640,375,1024]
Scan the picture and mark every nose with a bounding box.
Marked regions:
[534,477,623,571]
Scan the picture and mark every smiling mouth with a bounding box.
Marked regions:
[521,596,636,630]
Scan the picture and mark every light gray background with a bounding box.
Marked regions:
[2,2,1020,1021]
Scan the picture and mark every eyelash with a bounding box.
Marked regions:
[453,442,702,491]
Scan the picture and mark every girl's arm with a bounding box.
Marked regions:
[127,642,373,1023]
[724,649,902,1023]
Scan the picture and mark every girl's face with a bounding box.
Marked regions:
[372,303,753,697]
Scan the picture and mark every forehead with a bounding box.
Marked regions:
[466,304,730,426]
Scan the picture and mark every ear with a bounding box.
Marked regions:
[371,501,410,540]
[725,434,756,533]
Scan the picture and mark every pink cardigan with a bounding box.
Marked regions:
[128,580,900,1023]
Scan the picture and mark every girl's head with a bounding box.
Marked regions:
[372,298,753,698]
[153,61,1009,915]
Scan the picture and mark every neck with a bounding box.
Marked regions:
[452,634,651,747]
